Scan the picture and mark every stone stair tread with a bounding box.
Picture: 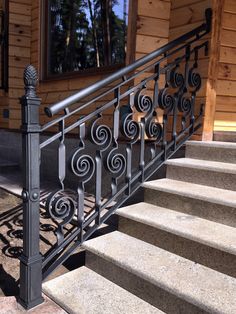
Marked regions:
[43,266,162,314]
[143,178,236,208]
[83,231,236,314]
[166,157,236,174]
[117,202,236,255]
[187,140,236,149]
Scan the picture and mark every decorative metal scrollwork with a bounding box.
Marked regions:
[89,114,112,149]
[134,89,153,113]
[158,88,175,111]
[121,112,140,141]
[188,68,201,91]
[170,67,184,89]
[178,96,192,113]
[146,117,163,141]
[45,190,75,225]
[105,148,126,178]
[71,152,95,182]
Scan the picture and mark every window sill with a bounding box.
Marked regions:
[40,63,125,83]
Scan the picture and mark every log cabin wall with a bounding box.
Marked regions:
[8,0,31,130]
[0,0,8,129]
[3,0,236,140]
[214,0,236,133]
[134,0,171,123]
[5,0,172,130]
[169,0,212,140]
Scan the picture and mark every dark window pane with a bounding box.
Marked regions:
[47,0,129,75]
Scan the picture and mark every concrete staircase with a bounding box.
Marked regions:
[43,141,236,314]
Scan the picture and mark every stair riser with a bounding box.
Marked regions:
[86,251,207,314]
[186,145,236,164]
[144,188,236,228]
[119,216,236,278]
[167,165,236,191]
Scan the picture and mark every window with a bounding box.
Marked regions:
[44,0,129,77]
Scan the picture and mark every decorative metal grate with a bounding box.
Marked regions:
[19,9,212,310]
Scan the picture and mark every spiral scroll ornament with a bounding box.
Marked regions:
[71,151,95,182]
[121,113,140,142]
[89,116,112,149]
[146,119,163,141]
[170,68,184,89]
[45,190,75,225]
[134,89,153,113]
[188,69,201,91]
[178,96,192,113]
[158,88,175,111]
[105,149,126,178]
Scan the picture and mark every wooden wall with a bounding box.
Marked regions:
[8,0,31,129]
[3,0,236,138]
[36,0,171,130]
[0,0,8,128]
[169,0,212,140]
[214,0,236,132]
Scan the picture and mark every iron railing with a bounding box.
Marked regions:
[19,8,212,309]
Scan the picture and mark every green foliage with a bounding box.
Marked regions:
[48,0,128,74]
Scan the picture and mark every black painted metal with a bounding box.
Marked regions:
[19,8,212,309]
[19,65,44,309]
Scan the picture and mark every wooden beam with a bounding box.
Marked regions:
[202,0,224,141]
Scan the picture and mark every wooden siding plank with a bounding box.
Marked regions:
[217,80,236,97]
[137,0,171,20]
[218,63,236,80]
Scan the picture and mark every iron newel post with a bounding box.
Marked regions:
[19,65,44,309]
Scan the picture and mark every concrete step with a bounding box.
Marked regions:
[0,296,66,314]
[43,266,162,314]
[117,202,236,277]
[143,178,236,227]
[166,157,236,191]
[84,231,236,314]
[186,140,236,163]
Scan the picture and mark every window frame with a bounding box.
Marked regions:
[41,0,137,81]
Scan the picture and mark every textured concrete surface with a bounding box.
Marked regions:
[166,158,236,191]
[186,141,236,163]
[117,202,236,255]
[0,295,67,314]
[144,180,236,228]
[84,231,236,314]
[143,178,236,209]
[43,266,162,314]
[117,202,236,277]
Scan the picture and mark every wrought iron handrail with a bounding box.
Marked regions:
[45,8,212,118]
[19,8,212,310]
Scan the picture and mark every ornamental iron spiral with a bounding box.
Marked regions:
[121,113,140,142]
[89,116,112,149]
[170,68,184,89]
[158,88,175,111]
[188,68,201,91]
[105,148,126,178]
[146,119,163,141]
[178,96,192,113]
[71,151,95,182]
[45,190,75,226]
[134,89,153,113]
